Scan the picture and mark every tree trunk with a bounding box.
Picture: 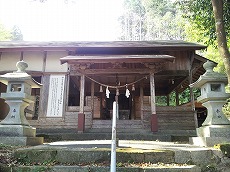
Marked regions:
[211,0,230,89]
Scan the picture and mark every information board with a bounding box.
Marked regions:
[47,75,65,117]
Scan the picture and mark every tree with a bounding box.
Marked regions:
[143,0,186,40]
[177,0,230,88]
[211,0,230,89]
[118,0,146,40]
[0,23,12,41]
[118,0,186,41]
[0,23,23,41]
[11,25,23,41]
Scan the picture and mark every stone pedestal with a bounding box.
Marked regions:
[0,125,36,137]
[190,125,230,147]
[0,137,43,146]
[0,61,43,146]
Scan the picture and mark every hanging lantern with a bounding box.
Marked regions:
[125,87,130,98]
[106,86,110,98]
[99,85,103,92]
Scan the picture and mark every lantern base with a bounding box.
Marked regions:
[0,136,43,146]
[0,124,43,146]
[0,125,36,137]
[189,136,230,147]
[190,125,230,147]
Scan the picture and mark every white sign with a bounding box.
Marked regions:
[47,75,65,117]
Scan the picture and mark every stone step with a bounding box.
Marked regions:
[37,132,172,142]
[14,147,175,165]
[92,119,142,124]
[36,128,196,142]
[92,120,143,129]
[37,128,173,142]
[1,165,201,172]
[87,127,151,133]
[11,140,220,171]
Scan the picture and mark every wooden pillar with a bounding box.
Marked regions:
[91,81,95,117]
[78,74,85,133]
[38,51,47,118]
[166,94,170,106]
[90,81,94,127]
[20,51,23,61]
[131,92,135,120]
[140,85,144,121]
[176,90,179,106]
[189,68,198,128]
[189,71,195,111]
[150,73,158,132]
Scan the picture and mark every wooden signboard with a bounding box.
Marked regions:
[47,75,65,117]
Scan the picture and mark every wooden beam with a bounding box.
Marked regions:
[156,70,189,77]
[72,68,152,75]
[61,55,175,64]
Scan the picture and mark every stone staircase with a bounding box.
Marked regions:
[36,119,196,143]
[2,140,228,172]
[91,119,143,130]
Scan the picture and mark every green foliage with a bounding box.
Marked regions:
[11,25,23,41]
[156,88,201,106]
[169,91,176,106]
[0,23,12,41]
[156,96,167,106]
[142,0,175,16]
[214,143,230,157]
[143,0,187,40]
[0,22,24,41]
[179,88,190,105]
[223,98,230,117]
[119,0,187,40]
[203,164,217,172]
[177,0,230,74]
[177,0,230,46]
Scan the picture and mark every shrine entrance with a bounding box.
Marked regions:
[101,93,132,120]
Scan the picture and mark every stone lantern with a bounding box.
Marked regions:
[0,61,43,146]
[190,60,230,147]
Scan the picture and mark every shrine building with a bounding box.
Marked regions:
[0,41,209,136]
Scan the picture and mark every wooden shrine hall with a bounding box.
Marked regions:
[0,41,208,135]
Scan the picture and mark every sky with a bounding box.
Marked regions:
[0,0,124,41]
